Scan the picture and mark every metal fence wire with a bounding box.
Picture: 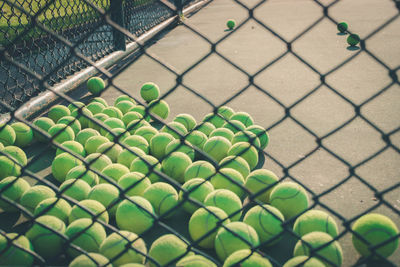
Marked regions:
[0,0,399,266]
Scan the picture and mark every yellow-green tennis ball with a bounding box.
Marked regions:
[337,22,348,33]
[174,114,197,131]
[68,101,86,113]
[122,111,143,126]
[2,145,27,166]
[71,107,94,129]
[57,140,86,158]
[215,221,259,261]
[69,199,108,224]
[100,230,147,265]
[162,152,192,183]
[84,135,109,154]
[87,77,105,96]
[52,152,83,183]
[116,100,136,115]
[352,213,399,258]
[231,112,254,127]
[96,142,123,163]
[184,160,216,182]
[88,183,120,217]
[92,97,108,107]
[203,136,231,162]
[179,178,214,214]
[223,120,246,134]
[127,119,151,134]
[65,218,106,258]
[189,206,230,249]
[117,147,146,168]
[204,189,242,221]
[293,232,343,267]
[88,113,109,132]
[148,99,170,120]
[20,185,56,212]
[245,169,279,203]
[196,122,216,137]
[210,168,245,199]
[58,116,81,135]
[143,182,179,218]
[60,179,91,202]
[101,163,130,183]
[26,215,66,259]
[227,19,235,30]
[48,105,71,123]
[148,234,189,267]
[135,126,158,143]
[203,112,226,128]
[69,253,111,267]
[209,128,234,142]
[86,102,105,115]
[48,124,75,146]
[130,155,162,183]
[105,128,130,143]
[228,142,258,170]
[219,155,250,179]
[129,105,151,122]
[232,130,261,148]
[165,139,195,161]
[0,233,34,265]
[270,182,309,220]
[218,106,235,119]
[223,249,272,267]
[100,118,126,136]
[116,196,155,234]
[115,95,136,106]
[0,124,16,146]
[293,210,339,238]
[149,133,174,160]
[283,256,325,267]
[246,125,269,149]
[76,128,100,146]
[34,197,72,223]
[33,117,54,142]
[161,121,187,139]
[85,153,112,172]
[176,254,217,267]
[243,205,284,245]
[185,130,208,150]
[118,172,151,197]
[10,122,33,148]
[0,176,30,211]
[66,165,99,186]
[140,82,160,102]
[0,156,21,180]
[122,135,149,153]
[347,33,360,46]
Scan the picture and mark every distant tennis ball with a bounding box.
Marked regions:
[149,133,174,160]
[223,120,246,134]
[115,95,136,106]
[91,97,108,107]
[176,254,217,267]
[26,215,66,259]
[84,135,109,154]
[161,121,187,139]
[51,152,82,183]
[101,163,130,183]
[352,213,399,258]
[204,189,243,221]
[337,22,348,33]
[117,147,146,168]
[96,142,123,162]
[283,256,325,267]
[269,182,309,220]
[189,206,230,249]
[104,128,130,143]
[148,234,189,267]
[230,112,254,127]
[185,130,208,150]
[140,82,160,102]
[60,179,91,202]
[246,125,269,149]
[2,145,27,166]
[215,221,259,261]
[100,231,147,265]
[210,168,245,199]
[33,117,54,142]
[218,106,235,120]
[122,111,143,126]
[88,183,120,217]
[76,128,100,146]
[232,130,261,148]
[179,178,214,214]
[68,101,86,113]
[88,113,109,132]
[135,126,158,143]
[122,135,149,153]
[20,185,56,212]
[223,249,272,267]
[126,119,151,134]
[209,128,234,142]
[116,196,155,234]
[34,197,72,223]
[11,122,33,147]
[57,116,81,135]
[174,114,197,131]
[196,122,216,137]
[48,124,75,146]
[227,19,236,30]
[0,156,21,179]
[56,140,86,157]
[203,112,225,128]
[228,142,258,170]
[293,210,339,238]
[87,77,106,96]
[48,105,71,123]
[162,152,192,183]
[293,231,343,267]
[118,172,151,197]
[86,102,105,115]
[0,233,34,265]
[130,155,162,183]
[347,33,360,46]
[148,99,170,119]
[184,160,216,182]
[66,165,99,186]
[116,100,136,115]
[100,117,126,135]
[0,124,16,146]
[203,136,231,162]
[69,253,111,267]
[143,182,179,218]
[85,153,112,172]
[129,105,150,122]
[71,107,94,129]
[219,155,250,179]
[69,199,109,224]
[245,169,279,203]
[165,139,195,161]
[0,176,30,212]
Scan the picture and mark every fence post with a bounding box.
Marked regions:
[174,0,183,18]
[110,0,126,51]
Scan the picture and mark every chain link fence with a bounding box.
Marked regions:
[1,0,399,266]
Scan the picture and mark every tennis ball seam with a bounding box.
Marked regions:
[270,188,302,201]
[216,233,229,260]
[257,210,275,236]
[30,222,64,244]
[157,193,174,215]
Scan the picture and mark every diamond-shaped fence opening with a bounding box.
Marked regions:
[0,0,399,266]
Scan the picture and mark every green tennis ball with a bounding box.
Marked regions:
[88,113,109,131]
[104,128,130,143]
[84,135,109,154]
[148,99,170,120]
[293,210,339,238]
[245,169,279,203]
[129,105,150,122]
[246,125,269,149]
[223,249,272,267]
[347,33,360,46]
[122,111,144,126]
[203,112,226,128]
[352,213,399,258]
[162,152,192,183]
[161,121,187,139]
[293,231,343,267]
[87,77,106,96]
[176,254,217,267]
[68,101,86,113]
[52,152,83,183]
[48,124,75,146]
[185,130,208,150]
[85,153,112,172]
[115,95,136,106]
[71,107,93,129]
[143,182,179,218]
[196,122,216,137]
[215,221,259,261]
[56,140,86,157]
[26,215,66,259]
[218,106,235,119]
[226,18,236,30]
[0,156,21,179]
[209,128,234,142]
[127,119,151,134]
[66,165,99,186]
[232,130,261,148]
[283,256,325,267]
[20,185,56,212]
[210,168,245,199]
[243,205,284,245]
[223,120,246,134]
[101,163,130,183]
[184,160,216,182]
[33,117,54,142]
[100,230,147,265]
[69,199,108,224]
[0,176,30,212]
[337,22,348,33]
[118,172,151,197]
[230,112,254,127]
[60,179,91,202]
[148,234,189,267]
[88,183,120,217]
[140,82,160,102]
[69,253,111,267]
[2,145,27,166]
[179,178,214,214]
[0,233,34,265]
[116,196,155,234]
[57,116,82,135]
[149,133,174,160]
[116,100,136,115]
[204,189,242,221]
[117,147,146,168]
[11,122,33,147]
[76,128,100,146]
[65,218,106,258]
[269,182,309,220]
[219,155,250,179]
[189,206,230,249]
[48,105,71,123]
[203,136,231,162]
[135,126,158,143]
[96,142,123,163]
[228,142,258,170]
[174,114,197,131]
[100,118,126,136]
[122,135,149,153]
[165,139,195,161]
[86,102,105,115]
[34,197,72,223]
[0,124,16,147]
[130,155,162,183]
[91,97,108,107]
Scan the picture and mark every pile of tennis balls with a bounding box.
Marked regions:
[0,78,399,266]
[337,22,361,47]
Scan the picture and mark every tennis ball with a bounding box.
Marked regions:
[185,130,208,150]
[143,182,179,218]
[129,105,151,122]
[162,152,192,183]
[52,152,83,183]
[218,106,235,120]
[105,128,130,143]
[148,234,189,267]
[283,256,325,267]
[204,189,242,221]
[48,105,71,123]
[116,100,136,115]
[56,140,86,158]
[227,19,236,30]
[210,168,245,199]
[126,121,149,137]
[88,113,109,131]
[57,116,82,135]
[293,210,339,238]
[66,165,99,186]
[209,128,234,142]
[245,169,279,203]
[135,126,158,143]
[0,156,21,180]
[215,221,259,261]
[33,117,54,142]
[228,142,258,170]
[184,160,216,182]
[130,155,162,182]
[0,124,16,146]
[100,230,147,265]
[20,185,56,212]
[115,95,136,106]
[88,183,120,217]
[122,135,149,153]
[71,107,93,129]
[149,133,174,160]
[269,182,309,220]
[352,213,399,258]
[76,128,100,146]
[118,172,151,197]
[337,22,348,33]
[174,114,197,131]
[122,111,143,126]
[34,197,72,223]
[293,232,343,267]
[0,176,30,212]
[101,163,130,183]
[100,118,126,135]
[231,112,254,127]
[116,196,155,234]
[246,125,269,149]
[48,124,75,146]
[203,136,231,162]
[65,218,106,258]
[219,155,250,179]
[196,122,216,137]
[86,102,105,115]
[0,233,34,265]
[92,97,108,107]
[243,205,284,245]
[87,77,105,95]
[223,120,246,134]
[189,206,230,249]
[203,112,226,128]
[161,121,188,139]
[60,179,91,201]
[69,199,109,224]
[179,178,214,214]
[96,142,123,163]
[84,135,109,154]
[232,130,261,148]
[140,82,160,102]
[223,249,272,267]
[69,253,111,267]
[148,99,170,119]
[68,101,86,113]
[347,33,360,46]
[11,122,33,147]
[26,215,66,259]
[85,153,112,172]
[117,147,146,168]
[176,254,217,267]
[2,145,27,166]
[165,139,195,161]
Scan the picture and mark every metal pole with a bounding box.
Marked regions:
[110,0,126,51]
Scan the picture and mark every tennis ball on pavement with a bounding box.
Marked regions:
[100,230,147,265]
[185,130,208,150]
[52,152,83,183]
[66,165,99,186]
[85,153,112,172]
[148,99,170,120]
[352,213,399,258]
[71,107,93,129]
[215,221,259,261]
[34,197,72,223]
[179,178,214,214]
[165,139,195,161]
[230,112,254,127]
[294,232,343,267]
[293,210,339,238]
[0,124,16,146]
[122,111,143,126]
[87,77,105,95]
[104,128,130,143]
[86,102,105,115]
[56,140,86,157]
[2,145,27,166]
[210,168,245,199]
[218,106,235,119]
[203,136,231,162]
[246,125,269,149]
[122,135,149,153]
[135,126,158,143]
[116,196,155,234]
[96,142,123,163]
[84,135,109,154]
[223,249,272,267]
[174,114,197,131]
[184,160,216,182]
[219,155,250,179]
[269,182,309,220]
[177,254,217,267]
[118,172,151,197]
[115,95,136,106]
[20,185,56,212]
[69,199,109,224]
[196,122,216,137]
[0,156,21,180]
[76,128,100,146]
[143,182,179,218]
[283,256,325,267]
[92,97,108,107]
[0,176,30,212]
[69,253,111,267]
[0,233,34,266]
[148,234,189,267]
[11,122,33,147]
[116,100,136,115]
[149,133,174,160]
[48,105,71,123]
[227,19,236,30]
[203,112,226,128]
[57,116,81,135]
[245,169,279,203]
[48,124,75,146]
[26,215,66,259]
[189,206,230,249]
[88,113,109,131]
[68,101,86,113]
[161,121,187,139]
[33,117,54,142]
[243,205,284,245]
[347,33,360,46]
[60,179,91,201]
[228,142,258,170]
[88,183,120,217]
[162,152,192,183]
[117,147,146,168]
[204,189,243,221]
[209,128,234,142]
[129,105,151,122]
[100,118,126,135]
[223,120,246,134]
[232,130,261,148]
[140,82,160,102]
[101,163,130,183]
[130,155,162,183]
[337,22,348,33]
